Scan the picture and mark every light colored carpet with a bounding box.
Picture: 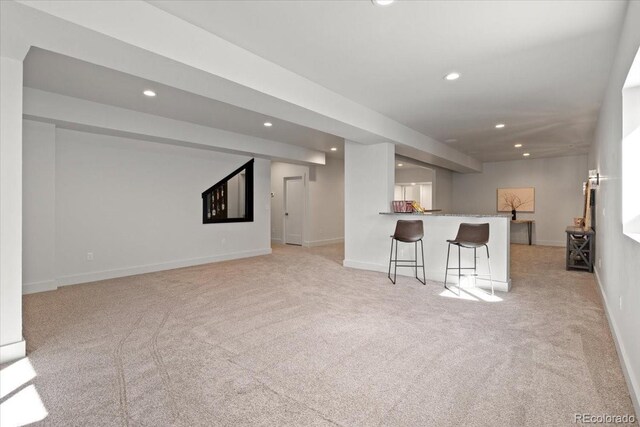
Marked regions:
[11,244,637,426]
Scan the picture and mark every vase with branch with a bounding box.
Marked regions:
[501,193,527,220]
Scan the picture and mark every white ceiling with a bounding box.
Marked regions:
[23,48,344,157]
[149,0,627,162]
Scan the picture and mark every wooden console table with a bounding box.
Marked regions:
[565,226,595,272]
[512,219,534,245]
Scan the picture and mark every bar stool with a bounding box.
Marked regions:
[388,220,426,285]
[444,223,494,295]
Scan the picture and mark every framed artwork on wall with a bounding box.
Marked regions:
[497,187,535,212]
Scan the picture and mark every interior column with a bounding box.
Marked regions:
[0,55,26,363]
[343,140,395,269]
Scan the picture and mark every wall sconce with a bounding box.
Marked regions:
[589,169,600,187]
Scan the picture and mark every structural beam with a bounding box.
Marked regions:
[5,0,482,172]
[23,89,326,165]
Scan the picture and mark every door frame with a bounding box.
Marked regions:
[283,176,306,246]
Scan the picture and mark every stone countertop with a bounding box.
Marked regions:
[379,212,511,218]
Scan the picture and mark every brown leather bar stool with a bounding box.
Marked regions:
[444,223,494,295]
[388,220,426,285]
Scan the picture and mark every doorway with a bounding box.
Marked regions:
[284,177,304,245]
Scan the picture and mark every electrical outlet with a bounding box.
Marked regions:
[87,252,94,261]
[619,296,623,311]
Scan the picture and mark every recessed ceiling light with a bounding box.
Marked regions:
[495,123,505,129]
[397,163,403,167]
[444,72,461,81]
[445,138,458,143]
[330,147,337,151]
[514,143,522,148]
[523,153,530,157]
[263,122,273,127]
[372,0,395,5]
[143,90,156,97]
[411,182,416,186]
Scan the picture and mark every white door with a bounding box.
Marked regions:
[284,178,303,245]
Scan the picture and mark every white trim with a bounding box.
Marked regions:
[304,237,344,247]
[343,259,510,292]
[533,240,565,247]
[53,248,271,288]
[510,240,565,247]
[343,259,384,272]
[0,339,26,364]
[594,268,640,417]
[22,280,57,295]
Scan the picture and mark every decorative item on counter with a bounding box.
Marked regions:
[573,217,584,227]
[411,201,425,213]
[392,200,414,213]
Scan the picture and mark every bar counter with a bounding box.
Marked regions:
[344,212,511,292]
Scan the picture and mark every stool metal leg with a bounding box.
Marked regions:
[420,240,426,285]
[393,239,398,284]
[414,242,418,280]
[473,247,477,288]
[444,243,451,291]
[486,245,494,295]
[457,245,461,296]
[388,237,395,284]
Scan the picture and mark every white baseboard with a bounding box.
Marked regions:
[343,259,510,292]
[33,248,273,290]
[510,239,565,247]
[23,280,57,295]
[273,237,343,247]
[0,339,26,364]
[533,239,565,247]
[304,237,344,247]
[342,259,383,272]
[594,268,640,417]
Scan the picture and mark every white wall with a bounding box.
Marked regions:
[452,155,587,246]
[271,156,344,247]
[22,121,56,292]
[395,167,434,184]
[22,125,272,292]
[589,0,640,414]
[308,156,345,245]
